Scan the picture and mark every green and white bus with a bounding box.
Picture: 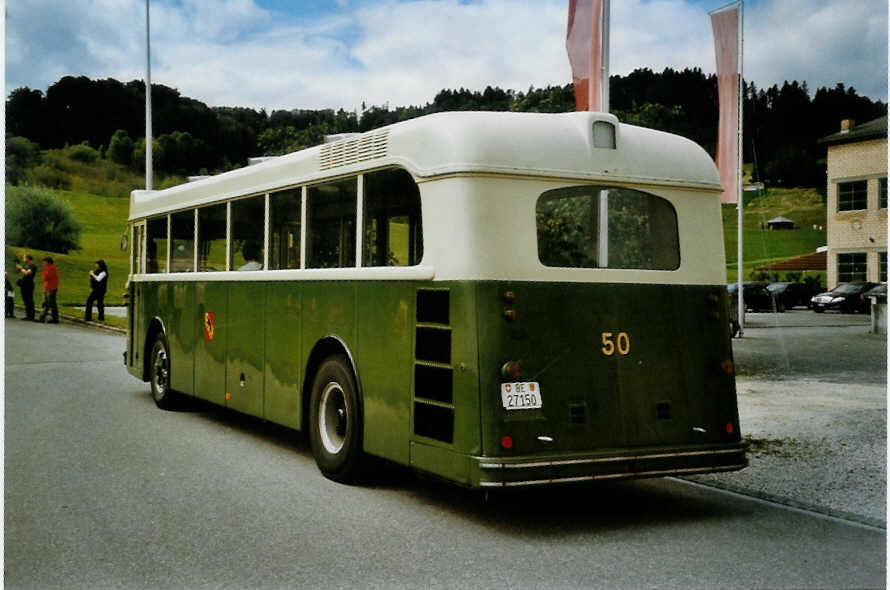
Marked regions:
[126,111,746,487]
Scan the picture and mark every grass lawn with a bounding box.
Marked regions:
[6,188,130,310]
[722,187,827,284]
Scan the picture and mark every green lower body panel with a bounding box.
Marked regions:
[471,442,748,488]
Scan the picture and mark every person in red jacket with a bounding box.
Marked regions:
[38,256,59,324]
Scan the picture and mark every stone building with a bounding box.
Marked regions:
[819,116,887,288]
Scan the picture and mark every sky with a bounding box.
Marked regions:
[5,0,888,113]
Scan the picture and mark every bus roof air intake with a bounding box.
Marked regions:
[319,129,389,170]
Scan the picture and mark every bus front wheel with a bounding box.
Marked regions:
[149,333,177,410]
[309,355,364,483]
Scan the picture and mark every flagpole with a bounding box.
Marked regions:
[601,0,610,112]
[736,1,744,335]
[145,0,153,191]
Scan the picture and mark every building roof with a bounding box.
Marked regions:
[754,250,827,271]
[767,216,794,224]
[819,116,888,147]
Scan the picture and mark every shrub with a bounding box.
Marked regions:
[24,165,71,189]
[5,136,42,184]
[66,143,100,163]
[108,129,134,166]
[5,185,82,253]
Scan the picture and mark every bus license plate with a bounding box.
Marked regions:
[500,382,542,410]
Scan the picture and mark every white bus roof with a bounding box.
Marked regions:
[129,111,721,220]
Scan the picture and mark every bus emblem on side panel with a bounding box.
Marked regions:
[204,312,215,341]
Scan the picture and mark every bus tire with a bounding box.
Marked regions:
[309,355,364,484]
[149,332,177,410]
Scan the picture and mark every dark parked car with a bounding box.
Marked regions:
[766,281,817,310]
[862,283,887,305]
[727,282,777,312]
[811,282,878,313]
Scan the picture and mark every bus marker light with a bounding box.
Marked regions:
[503,309,517,321]
[225,393,232,401]
[501,435,514,449]
[503,291,516,302]
[726,422,734,434]
[720,359,734,374]
[501,361,522,380]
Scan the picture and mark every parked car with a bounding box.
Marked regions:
[811,282,878,313]
[862,283,887,305]
[766,281,817,310]
[727,282,778,312]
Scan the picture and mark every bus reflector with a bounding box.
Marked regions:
[503,309,517,321]
[501,435,514,449]
[720,359,734,374]
[501,361,521,380]
[726,422,734,434]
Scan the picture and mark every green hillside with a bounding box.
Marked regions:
[723,187,827,283]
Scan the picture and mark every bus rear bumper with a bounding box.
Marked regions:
[473,444,748,488]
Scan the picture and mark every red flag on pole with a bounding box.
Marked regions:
[710,3,741,204]
[567,0,603,111]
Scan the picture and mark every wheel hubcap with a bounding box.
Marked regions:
[319,382,348,454]
[152,348,168,396]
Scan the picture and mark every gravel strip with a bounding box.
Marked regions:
[687,377,886,528]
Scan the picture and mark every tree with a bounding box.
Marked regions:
[5,185,82,253]
[108,129,135,165]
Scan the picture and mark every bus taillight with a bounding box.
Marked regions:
[501,361,522,380]
[501,435,514,449]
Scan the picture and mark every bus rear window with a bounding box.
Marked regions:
[536,186,679,270]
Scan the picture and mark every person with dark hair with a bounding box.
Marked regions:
[38,256,59,324]
[14,252,37,320]
[5,272,15,318]
[85,259,109,322]
[238,241,263,271]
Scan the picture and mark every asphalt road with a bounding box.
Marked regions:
[733,310,884,383]
[5,319,886,589]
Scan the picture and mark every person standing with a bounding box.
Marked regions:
[14,253,37,321]
[38,256,60,324]
[5,272,15,318]
[84,259,108,321]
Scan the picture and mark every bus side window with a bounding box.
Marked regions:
[170,210,195,273]
[362,169,423,267]
[198,204,227,272]
[269,188,301,270]
[146,216,168,273]
[231,195,266,271]
[132,225,143,274]
[307,178,357,269]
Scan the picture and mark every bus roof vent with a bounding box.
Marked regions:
[319,129,389,170]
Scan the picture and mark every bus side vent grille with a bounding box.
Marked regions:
[414,289,453,444]
[569,403,587,425]
[319,130,389,170]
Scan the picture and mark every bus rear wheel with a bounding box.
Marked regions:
[309,355,364,483]
[149,333,177,410]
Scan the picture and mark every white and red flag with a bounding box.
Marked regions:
[566,0,605,112]
[710,2,742,204]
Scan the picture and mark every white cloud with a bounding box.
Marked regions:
[5,0,887,113]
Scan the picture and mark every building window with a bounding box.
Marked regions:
[880,178,887,209]
[881,252,887,283]
[837,181,867,211]
[837,252,867,283]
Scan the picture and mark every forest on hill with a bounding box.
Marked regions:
[6,68,886,188]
